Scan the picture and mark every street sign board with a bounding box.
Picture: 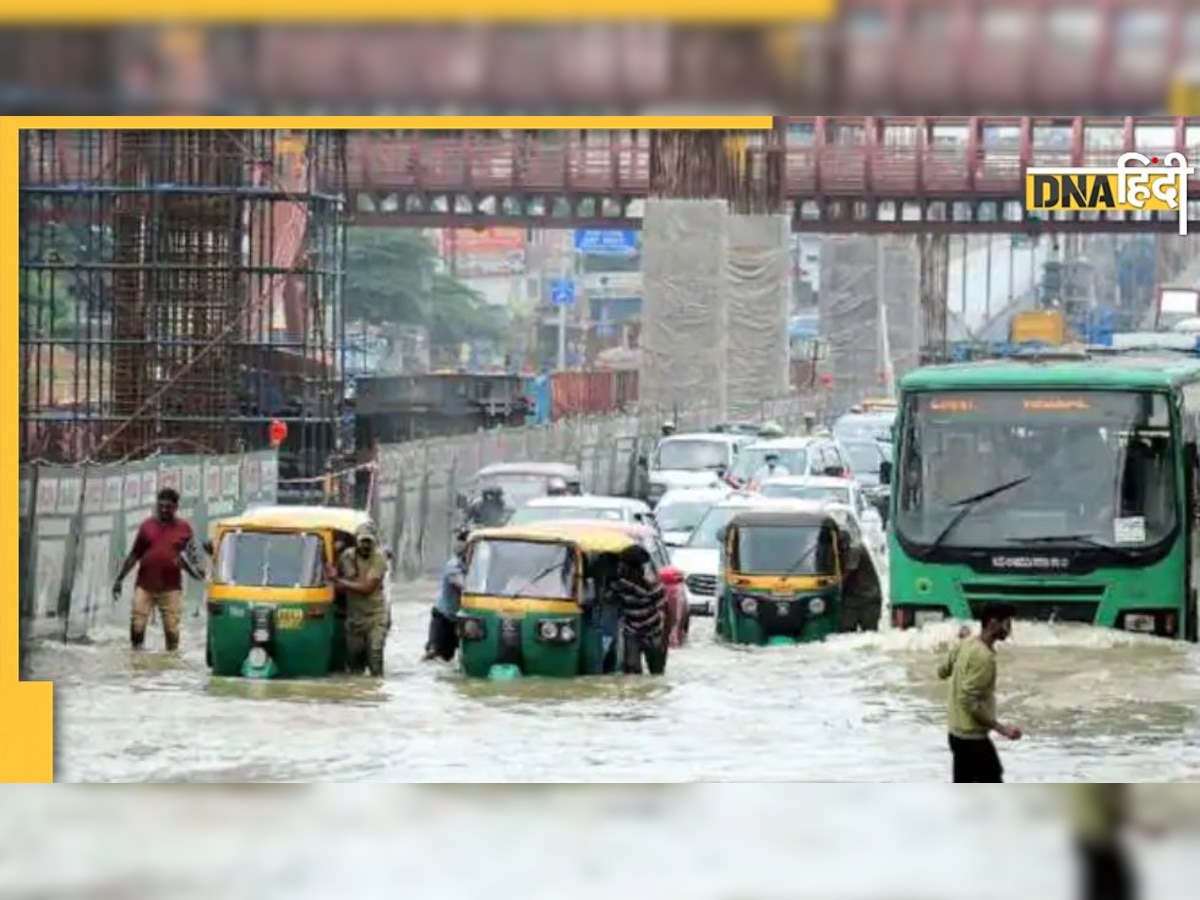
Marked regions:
[573,229,638,256]
[550,278,576,307]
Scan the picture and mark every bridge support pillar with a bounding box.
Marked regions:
[725,214,791,419]
[640,199,729,424]
[819,236,920,415]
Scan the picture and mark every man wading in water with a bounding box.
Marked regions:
[112,487,203,652]
[612,544,668,675]
[938,603,1022,781]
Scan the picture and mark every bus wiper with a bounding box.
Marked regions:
[1007,534,1141,557]
[920,475,1032,557]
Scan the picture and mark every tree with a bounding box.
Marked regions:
[343,228,510,347]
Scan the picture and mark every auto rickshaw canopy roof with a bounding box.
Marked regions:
[469,521,640,554]
[726,507,841,532]
[218,504,376,535]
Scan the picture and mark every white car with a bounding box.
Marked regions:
[506,495,654,528]
[757,475,887,558]
[671,492,810,615]
[653,486,733,548]
[645,432,752,506]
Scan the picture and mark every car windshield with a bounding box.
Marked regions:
[508,505,625,525]
[464,539,576,600]
[216,531,325,588]
[730,446,809,481]
[731,525,835,575]
[655,498,716,533]
[481,474,557,508]
[654,438,731,471]
[842,441,884,474]
[760,483,852,506]
[687,505,744,549]
[834,415,893,443]
[895,389,1177,550]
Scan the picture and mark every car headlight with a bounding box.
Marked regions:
[808,597,827,615]
[246,647,269,668]
[740,597,758,615]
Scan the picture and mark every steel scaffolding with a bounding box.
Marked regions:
[19,129,347,468]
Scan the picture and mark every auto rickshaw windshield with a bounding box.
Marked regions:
[465,539,577,600]
[216,531,325,588]
[731,525,836,576]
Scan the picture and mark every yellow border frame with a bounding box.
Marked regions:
[0,2,835,22]
[3,114,775,783]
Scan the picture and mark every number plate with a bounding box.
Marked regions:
[276,608,305,630]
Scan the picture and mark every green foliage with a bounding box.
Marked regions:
[343,228,510,347]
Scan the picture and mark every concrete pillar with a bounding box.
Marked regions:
[639,199,729,424]
[725,214,792,418]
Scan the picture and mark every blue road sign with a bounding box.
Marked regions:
[573,229,638,256]
[550,278,576,307]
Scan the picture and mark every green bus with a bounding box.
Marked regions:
[889,348,1200,642]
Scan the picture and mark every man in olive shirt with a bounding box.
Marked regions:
[938,603,1022,782]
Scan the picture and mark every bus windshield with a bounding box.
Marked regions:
[216,531,325,588]
[731,525,835,575]
[465,539,576,600]
[895,389,1177,551]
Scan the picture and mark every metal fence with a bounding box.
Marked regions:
[369,393,820,582]
[19,451,280,647]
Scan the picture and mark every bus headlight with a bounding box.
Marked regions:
[740,597,758,616]
[808,597,827,616]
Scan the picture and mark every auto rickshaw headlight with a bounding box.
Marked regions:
[246,647,269,669]
[808,597,827,616]
[559,624,576,642]
[252,627,270,644]
[740,596,759,616]
[539,620,558,640]
[460,617,485,640]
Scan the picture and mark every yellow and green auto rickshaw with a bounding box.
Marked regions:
[205,505,382,679]
[714,505,882,646]
[457,522,641,680]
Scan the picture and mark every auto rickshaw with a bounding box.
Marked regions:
[457,522,642,680]
[714,505,881,646]
[205,505,383,679]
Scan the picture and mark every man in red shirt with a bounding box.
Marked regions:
[112,487,202,651]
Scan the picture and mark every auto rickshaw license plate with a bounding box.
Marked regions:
[277,608,304,630]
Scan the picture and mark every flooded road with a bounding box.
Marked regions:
[25,581,1200,783]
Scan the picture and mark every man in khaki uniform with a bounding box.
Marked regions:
[938,602,1022,782]
[327,523,390,677]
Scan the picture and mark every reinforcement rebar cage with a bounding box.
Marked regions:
[19,129,348,472]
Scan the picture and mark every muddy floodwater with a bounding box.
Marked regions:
[25,580,1200,784]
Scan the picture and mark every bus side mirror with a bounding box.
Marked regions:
[455,492,467,510]
[637,454,648,467]
[878,460,893,484]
